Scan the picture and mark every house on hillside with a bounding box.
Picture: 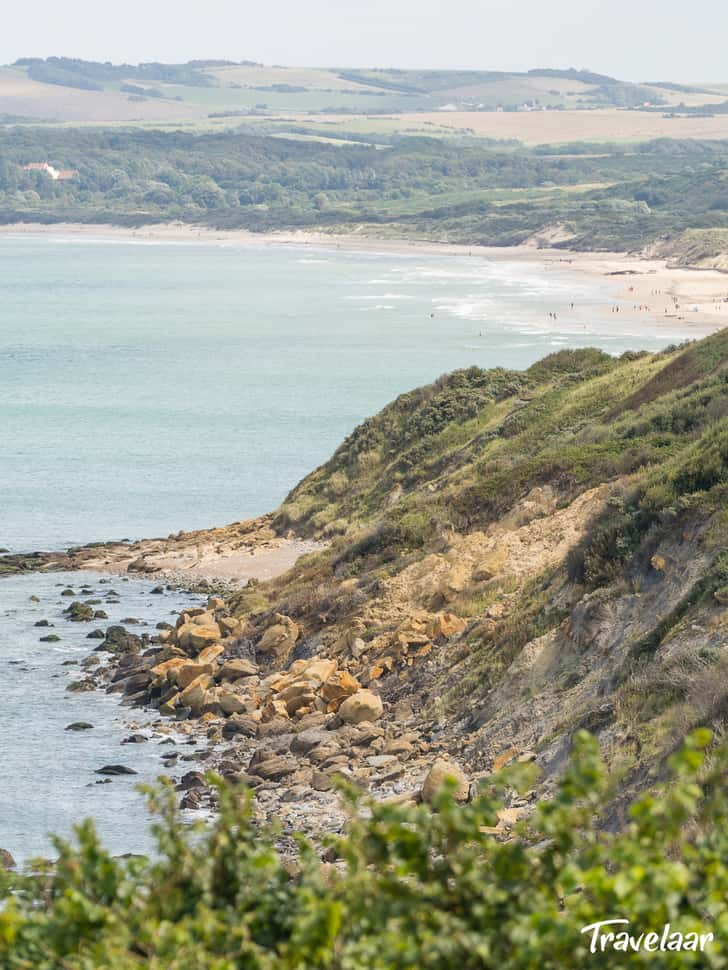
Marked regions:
[22,162,78,181]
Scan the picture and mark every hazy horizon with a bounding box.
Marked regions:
[2,0,727,86]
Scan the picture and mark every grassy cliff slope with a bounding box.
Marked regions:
[231,329,728,801]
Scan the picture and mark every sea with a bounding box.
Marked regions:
[0,234,703,862]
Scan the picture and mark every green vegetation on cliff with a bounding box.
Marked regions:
[256,330,728,795]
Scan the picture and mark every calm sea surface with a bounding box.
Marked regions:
[0,235,694,553]
[0,235,701,861]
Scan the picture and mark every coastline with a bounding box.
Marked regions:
[1,513,325,588]
[3,220,728,332]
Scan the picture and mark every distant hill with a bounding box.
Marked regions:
[2,56,728,126]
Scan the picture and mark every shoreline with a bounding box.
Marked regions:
[1,513,325,589]
[3,220,728,332]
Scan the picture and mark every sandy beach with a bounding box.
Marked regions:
[4,221,728,334]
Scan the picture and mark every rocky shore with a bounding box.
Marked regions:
[62,589,524,845]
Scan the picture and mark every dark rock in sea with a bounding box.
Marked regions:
[34,619,50,627]
[61,660,77,666]
[66,722,94,731]
[121,671,152,695]
[84,599,102,606]
[122,617,141,625]
[156,621,173,630]
[99,625,142,655]
[151,586,165,594]
[28,594,40,602]
[180,789,204,810]
[94,610,108,620]
[64,601,94,622]
[0,547,9,555]
[0,848,16,870]
[106,589,120,596]
[60,588,75,597]
[121,734,148,744]
[40,634,61,642]
[66,679,96,692]
[95,764,138,776]
[177,770,206,790]
[86,628,105,639]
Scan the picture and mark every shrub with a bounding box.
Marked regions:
[3,731,728,968]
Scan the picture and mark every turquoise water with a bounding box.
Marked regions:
[0,236,692,553]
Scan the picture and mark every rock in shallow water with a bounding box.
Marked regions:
[0,848,16,870]
[95,764,138,776]
[65,722,94,731]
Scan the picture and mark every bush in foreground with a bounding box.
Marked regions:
[2,731,728,968]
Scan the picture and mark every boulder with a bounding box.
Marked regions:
[320,670,360,709]
[262,698,290,722]
[196,643,225,665]
[101,626,142,655]
[301,658,338,684]
[221,716,259,739]
[219,658,258,681]
[248,755,297,782]
[65,722,94,731]
[426,612,467,640]
[176,662,216,690]
[290,728,332,756]
[219,616,243,637]
[217,687,252,716]
[277,681,317,715]
[190,610,218,629]
[0,849,16,870]
[64,601,94,622]
[177,770,206,790]
[421,758,469,804]
[187,625,222,651]
[95,764,138,776]
[338,690,383,725]
[258,614,299,661]
[177,674,213,714]
[151,657,189,681]
[311,770,334,792]
[122,671,152,695]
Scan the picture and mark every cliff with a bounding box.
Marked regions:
[225,329,728,806]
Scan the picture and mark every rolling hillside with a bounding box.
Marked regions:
[3,57,728,128]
